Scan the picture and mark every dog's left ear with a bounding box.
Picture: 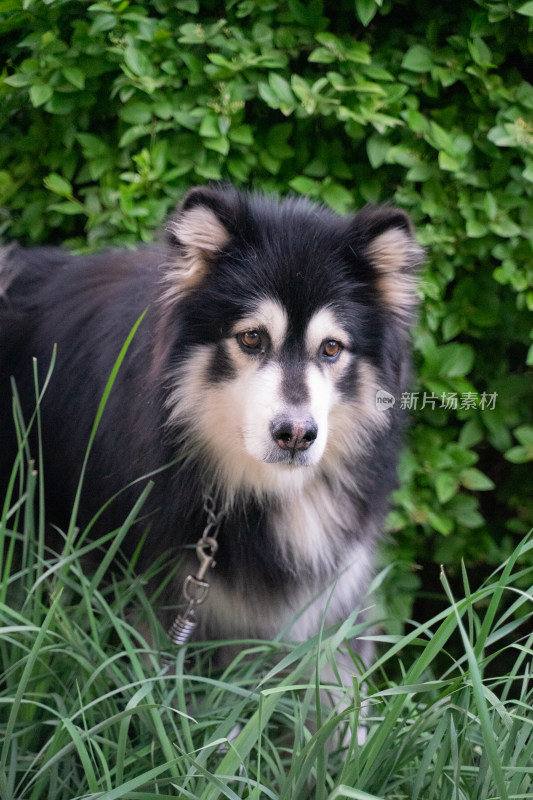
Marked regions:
[165,186,237,297]
[352,205,424,320]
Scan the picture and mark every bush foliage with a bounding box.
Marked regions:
[1,0,533,608]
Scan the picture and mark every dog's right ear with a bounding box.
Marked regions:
[165,186,236,297]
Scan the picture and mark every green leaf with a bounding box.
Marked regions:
[468,37,493,67]
[29,84,53,107]
[89,12,117,35]
[343,40,371,64]
[4,73,33,88]
[366,134,390,168]
[195,161,222,181]
[118,125,150,148]
[289,176,319,196]
[266,123,294,158]
[355,0,379,27]
[517,1,533,15]
[505,446,533,463]
[487,124,516,147]
[427,511,455,536]
[435,343,475,378]
[466,218,486,238]
[258,80,279,108]
[44,173,73,197]
[523,161,533,182]
[448,495,484,528]
[459,419,483,448]
[178,22,208,43]
[308,47,336,64]
[45,93,75,115]
[204,136,229,155]
[177,0,199,11]
[438,151,462,172]
[199,113,221,138]
[436,473,458,504]
[402,109,429,134]
[227,157,250,182]
[484,192,498,220]
[513,425,533,447]
[291,74,319,113]
[401,45,433,73]
[123,46,155,78]
[442,313,462,341]
[228,125,253,145]
[62,66,85,90]
[77,133,111,159]
[119,102,152,124]
[49,201,85,215]
[430,121,454,153]
[490,217,521,238]
[269,73,295,107]
[259,150,281,174]
[321,182,353,213]
[460,468,495,491]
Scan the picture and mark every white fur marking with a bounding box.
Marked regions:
[305,307,349,356]
[231,298,288,352]
[271,476,350,574]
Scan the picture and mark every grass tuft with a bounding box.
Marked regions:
[1,494,532,798]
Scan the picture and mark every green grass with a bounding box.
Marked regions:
[1,464,533,799]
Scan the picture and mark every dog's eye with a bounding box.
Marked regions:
[322,340,342,359]
[239,330,262,350]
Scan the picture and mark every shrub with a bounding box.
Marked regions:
[1,0,532,617]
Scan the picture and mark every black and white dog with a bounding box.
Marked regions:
[0,185,422,670]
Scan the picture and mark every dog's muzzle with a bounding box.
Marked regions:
[270,415,318,455]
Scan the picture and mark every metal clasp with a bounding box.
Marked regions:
[180,536,218,607]
[167,505,222,649]
[196,536,218,581]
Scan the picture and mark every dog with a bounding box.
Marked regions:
[0,185,422,681]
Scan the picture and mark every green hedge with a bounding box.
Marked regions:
[1,0,532,614]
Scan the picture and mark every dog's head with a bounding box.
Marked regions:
[159,186,424,500]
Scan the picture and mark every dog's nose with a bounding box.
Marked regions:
[271,418,318,453]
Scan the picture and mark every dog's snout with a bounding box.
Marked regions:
[271,417,318,453]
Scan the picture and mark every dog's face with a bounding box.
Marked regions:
[224,299,342,468]
[160,187,423,501]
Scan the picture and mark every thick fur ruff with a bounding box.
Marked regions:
[0,186,423,660]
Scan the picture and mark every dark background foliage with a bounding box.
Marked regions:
[1,0,532,623]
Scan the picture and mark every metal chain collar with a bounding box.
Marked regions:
[167,495,224,647]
